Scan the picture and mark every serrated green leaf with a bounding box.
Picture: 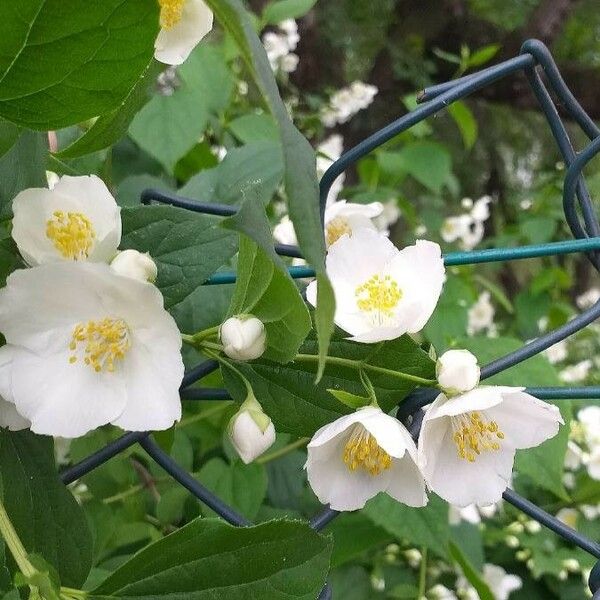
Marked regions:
[120,205,238,323]
[226,233,311,363]
[0,430,93,587]
[197,458,267,520]
[363,493,450,558]
[55,61,163,159]
[130,45,233,172]
[222,334,435,436]
[203,0,334,374]
[0,0,159,130]
[90,518,332,600]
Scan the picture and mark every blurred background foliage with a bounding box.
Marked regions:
[38,0,600,598]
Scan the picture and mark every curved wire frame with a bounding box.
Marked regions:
[60,40,600,599]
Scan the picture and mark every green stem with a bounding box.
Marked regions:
[257,437,309,464]
[294,354,439,388]
[60,587,88,600]
[199,340,224,352]
[0,499,36,579]
[418,546,428,598]
[194,325,220,341]
[203,349,254,397]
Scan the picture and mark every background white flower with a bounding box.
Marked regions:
[262,19,300,74]
[467,292,496,337]
[323,200,384,247]
[154,0,214,66]
[306,228,445,343]
[12,175,121,266]
[0,262,184,437]
[321,81,378,127]
[441,195,492,251]
[305,406,427,511]
[457,563,522,600]
[418,387,563,506]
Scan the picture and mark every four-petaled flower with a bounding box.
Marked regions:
[0,262,184,438]
[305,406,427,511]
[418,386,563,506]
[307,228,445,342]
[12,175,121,266]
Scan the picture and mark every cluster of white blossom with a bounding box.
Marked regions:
[320,81,378,128]
[262,19,300,74]
[441,196,492,251]
[0,176,184,438]
[467,291,497,337]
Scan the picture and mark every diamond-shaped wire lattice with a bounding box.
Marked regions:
[59,39,600,599]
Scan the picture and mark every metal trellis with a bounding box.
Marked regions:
[59,39,600,599]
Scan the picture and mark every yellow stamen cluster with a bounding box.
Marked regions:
[452,411,505,462]
[158,0,185,28]
[325,217,352,246]
[355,274,402,318]
[69,318,131,373]
[343,426,392,476]
[46,211,95,260]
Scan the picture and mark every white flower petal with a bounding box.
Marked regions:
[154,0,213,65]
[485,390,563,450]
[6,346,127,438]
[308,407,378,449]
[386,454,428,507]
[420,416,515,506]
[0,397,29,431]
[425,387,505,420]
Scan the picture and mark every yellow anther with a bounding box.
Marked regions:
[451,411,505,463]
[46,211,95,260]
[325,217,352,246]
[158,0,185,28]
[355,274,402,321]
[343,426,392,476]
[69,318,131,373]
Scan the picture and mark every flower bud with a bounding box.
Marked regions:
[220,315,266,361]
[436,349,480,394]
[110,249,157,283]
[228,394,275,464]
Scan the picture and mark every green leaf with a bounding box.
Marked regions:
[459,336,570,499]
[399,141,452,193]
[130,45,234,172]
[0,129,47,220]
[203,0,334,375]
[467,44,501,68]
[0,0,159,130]
[0,119,20,159]
[120,205,238,320]
[328,389,371,410]
[447,101,478,150]
[449,541,494,600]
[363,493,450,558]
[227,234,311,363]
[0,430,93,587]
[55,61,163,159]
[262,0,318,23]
[90,518,332,600]
[197,458,267,520]
[228,114,278,142]
[222,334,435,436]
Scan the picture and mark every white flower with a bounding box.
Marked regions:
[262,20,300,74]
[110,250,158,283]
[373,201,401,236]
[441,214,472,244]
[544,340,568,364]
[220,316,266,361]
[307,229,445,343]
[577,406,600,446]
[280,53,299,73]
[467,292,495,336]
[458,564,522,600]
[576,287,600,310]
[0,263,184,437]
[436,349,480,395]
[429,584,458,600]
[305,406,427,511]
[12,175,121,266]
[556,508,578,529]
[278,19,300,50]
[320,81,378,127]
[441,196,491,251]
[560,359,592,383]
[418,387,563,506]
[324,200,384,247]
[228,394,275,463]
[471,195,492,222]
[585,446,600,480]
[154,0,213,66]
[273,199,385,248]
[564,441,584,470]
[317,134,345,206]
